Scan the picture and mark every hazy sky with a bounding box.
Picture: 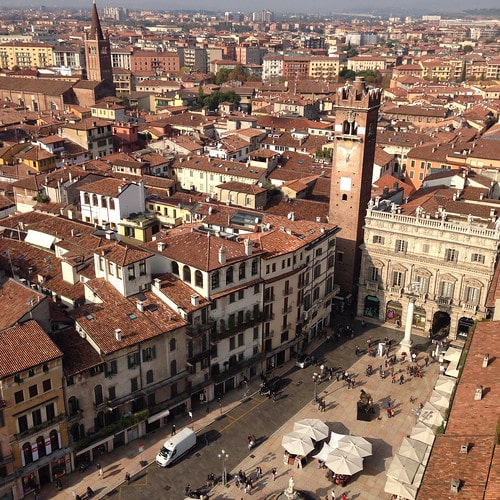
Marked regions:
[2,1,500,15]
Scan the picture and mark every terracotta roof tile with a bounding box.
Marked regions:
[0,320,62,378]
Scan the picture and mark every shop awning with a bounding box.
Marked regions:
[147,408,170,424]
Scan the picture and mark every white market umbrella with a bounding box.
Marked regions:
[293,419,330,442]
[429,390,450,410]
[398,437,429,464]
[384,477,418,500]
[281,431,314,456]
[336,435,372,458]
[325,449,364,476]
[387,454,420,484]
[418,402,445,429]
[313,442,335,463]
[434,375,455,396]
[328,431,347,449]
[410,422,436,446]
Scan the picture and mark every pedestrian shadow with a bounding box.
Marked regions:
[106,463,121,471]
[106,467,123,477]
[260,451,277,464]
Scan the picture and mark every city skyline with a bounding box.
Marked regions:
[0,0,500,16]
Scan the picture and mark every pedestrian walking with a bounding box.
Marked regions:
[411,352,417,363]
[272,467,277,481]
[331,490,336,500]
[171,424,176,436]
[86,486,95,498]
[256,466,262,479]
[399,374,405,385]
[341,493,347,500]
[367,336,372,348]
[97,464,103,478]
[125,472,130,484]
[355,345,360,356]
[424,356,429,367]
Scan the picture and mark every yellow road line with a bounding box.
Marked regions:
[219,397,268,433]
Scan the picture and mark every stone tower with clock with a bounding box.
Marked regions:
[84,1,114,93]
[328,77,382,296]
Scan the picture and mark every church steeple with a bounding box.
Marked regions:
[90,0,104,40]
[84,1,114,95]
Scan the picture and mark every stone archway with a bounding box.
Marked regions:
[432,311,450,338]
[386,300,402,325]
[457,316,474,340]
[412,306,426,330]
[363,295,380,319]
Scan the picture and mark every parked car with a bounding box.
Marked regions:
[296,354,312,369]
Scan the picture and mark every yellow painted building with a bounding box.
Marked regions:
[0,321,68,498]
[0,42,54,69]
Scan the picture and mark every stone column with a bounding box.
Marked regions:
[399,295,415,354]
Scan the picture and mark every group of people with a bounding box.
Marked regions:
[235,469,254,494]
[326,469,350,487]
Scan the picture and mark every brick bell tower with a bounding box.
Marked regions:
[329,77,382,296]
[84,0,114,92]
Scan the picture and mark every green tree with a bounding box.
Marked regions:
[339,68,356,81]
[214,68,231,85]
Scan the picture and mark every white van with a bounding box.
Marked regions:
[156,427,197,467]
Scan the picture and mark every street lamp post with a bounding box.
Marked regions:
[312,372,320,402]
[218,449,229,485]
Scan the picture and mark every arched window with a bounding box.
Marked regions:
[22,442,33,465]
[226,266,234,284]
[50,430,59,451]
[195,270,203,287]
[36,436,46,458]
[84,193,90,205]
[211,270,220,289]
[169,338,176,352]
[182,265,191,283]
[251,259,258,276]
[239,262,246,280]
[95,412,105,430]
[146,370,154,384]
[171,261,179,276]
[92,194,98,206]
[68,396,79,416]
[70,423,82,442]
[170,359,177,376]
[94,385,103,405]
[342,194,348,201]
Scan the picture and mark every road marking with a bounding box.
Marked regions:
[218,397,268,433]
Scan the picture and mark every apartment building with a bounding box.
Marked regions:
[0,321,67,498]
[308,55,340,81]
[58,118,114,158]
[0,42,53,70]
[131,50,180,75]
[78,178,146,231]
[358,174,500,339]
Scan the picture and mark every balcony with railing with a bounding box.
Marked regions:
[462,302,477,314]
[186,319,215,338]
[366,280,380,292]
[282,305,292,314]
[389,286,402,296]
[264,293,275,303]
[211,311,262,341]
[437,296,452,306]
[14,413,66,441]
[212,352,264,383]
[282,287,294,296]
[281,322,292,333]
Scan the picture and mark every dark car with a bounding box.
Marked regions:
[295,354,312,369]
